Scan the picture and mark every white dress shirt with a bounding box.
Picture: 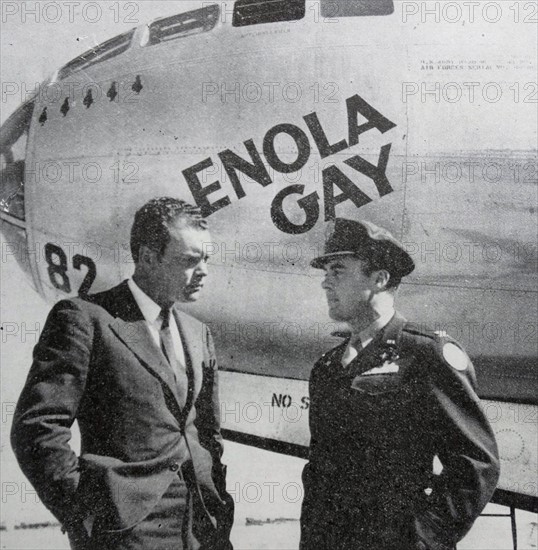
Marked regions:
[341,308,395,367]
[128,278,186,367]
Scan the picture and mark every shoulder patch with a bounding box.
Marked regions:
[442,342,468,371]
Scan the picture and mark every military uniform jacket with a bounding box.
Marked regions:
[300,312,500,550]
[11,281,233,544]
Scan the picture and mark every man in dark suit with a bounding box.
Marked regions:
[11,197,234,550]
[300,219,500,550]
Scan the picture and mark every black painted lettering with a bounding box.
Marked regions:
[73,255,96,296]
[344,144,393,197]
[45,243,71,293]
[347,94,397,146]
[218,139,272,199]
[271,184,319,234]
[323,165,372,220]
[303,112,348,159]
[263,124,311,174]
[272,393,284,407]
[182,158,231,217]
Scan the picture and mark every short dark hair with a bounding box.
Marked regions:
[130,197,207,263]
[357,253,402,290]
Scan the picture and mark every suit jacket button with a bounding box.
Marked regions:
[169,462,179,472]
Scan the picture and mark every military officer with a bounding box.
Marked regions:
[300,218,500,550]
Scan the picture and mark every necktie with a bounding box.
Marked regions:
[159,308,188,405]
[341,336,361,368]
[350,334,363,350]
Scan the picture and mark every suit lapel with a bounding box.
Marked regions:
[173,309,203,399]
[106,282,183,411]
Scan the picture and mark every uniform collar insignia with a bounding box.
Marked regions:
[378,340,399,363]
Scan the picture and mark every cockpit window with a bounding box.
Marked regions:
[0,100,34,221]
[148,4,220,45]
[233,0,305,26]
[57,29,135,80]
[320,0,394,18]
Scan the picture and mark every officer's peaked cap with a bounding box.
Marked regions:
[311,218,415,277]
